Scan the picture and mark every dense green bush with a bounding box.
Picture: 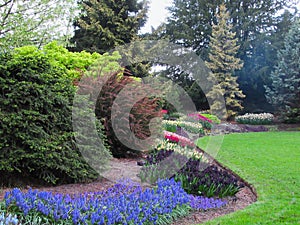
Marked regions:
[283,108,300,124]
[0,46,107,186]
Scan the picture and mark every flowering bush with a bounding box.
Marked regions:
[4,179,193,225]
[235,113,274,125]
[0,213,19,225]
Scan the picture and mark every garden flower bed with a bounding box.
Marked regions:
[1,179,228,225]
[0,111,259,225]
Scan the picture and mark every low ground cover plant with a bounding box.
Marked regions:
[2,179,226,225]
[235,113,274,125]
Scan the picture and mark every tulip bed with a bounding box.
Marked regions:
[140,112,243,198]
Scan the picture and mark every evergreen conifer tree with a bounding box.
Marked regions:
[69,0,148,54]
[206,4,245,119]
[265,18,300,122]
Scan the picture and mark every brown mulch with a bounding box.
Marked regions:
[0,156,257,225]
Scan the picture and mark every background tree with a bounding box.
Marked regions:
[265,18,300,123]
[206,4,245,119]
[69,0,148,54]
[235,7,297,112]
[0,0,75,52]
[164,0,221,60]
[160,0,296,113]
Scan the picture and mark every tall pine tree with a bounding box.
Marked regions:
[69,0,148,54]
[265,18,300,123]
[206,4,245,119]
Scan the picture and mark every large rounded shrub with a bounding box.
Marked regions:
[0,46,102,186]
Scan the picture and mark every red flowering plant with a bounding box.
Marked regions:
[161,109,168,114]
[161,109,169,120]
[164,131,195,148]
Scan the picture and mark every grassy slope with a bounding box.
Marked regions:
[197,132,300,225]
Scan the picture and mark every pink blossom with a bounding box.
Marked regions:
[161,109,168,114]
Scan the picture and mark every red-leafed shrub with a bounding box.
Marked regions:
[79,72,163,157]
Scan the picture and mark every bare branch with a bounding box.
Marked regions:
[0,0,13,8]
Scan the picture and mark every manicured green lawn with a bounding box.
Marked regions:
[197,132,300,225]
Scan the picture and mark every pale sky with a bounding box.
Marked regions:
[142,0,300,34]
[141,0,173,33]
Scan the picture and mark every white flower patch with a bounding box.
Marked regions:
[236,113,274,125]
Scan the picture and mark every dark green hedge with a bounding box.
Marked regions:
[0,47,100,186]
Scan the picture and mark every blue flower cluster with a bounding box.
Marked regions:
[189,195,227,210]
[0,213,19,225]
[4,179,191,225]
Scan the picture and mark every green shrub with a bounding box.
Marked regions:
[0,46,110,186]
[282,107,300,124]
[235,113,274,125]
[168,112,185,119]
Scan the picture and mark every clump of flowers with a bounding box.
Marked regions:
[200,113,221,124]
[189,195,226,210]
[161,109,169,120]
[163,120,204,134]
[188,113,213,130]
[155,139,205,161]
[142,150,243,198]
[4,179,193,225]
[235,113,274,125]
[161,109,168,114]
[188,113,213,123]
[0,213,19,225]
[164,131,195,148]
